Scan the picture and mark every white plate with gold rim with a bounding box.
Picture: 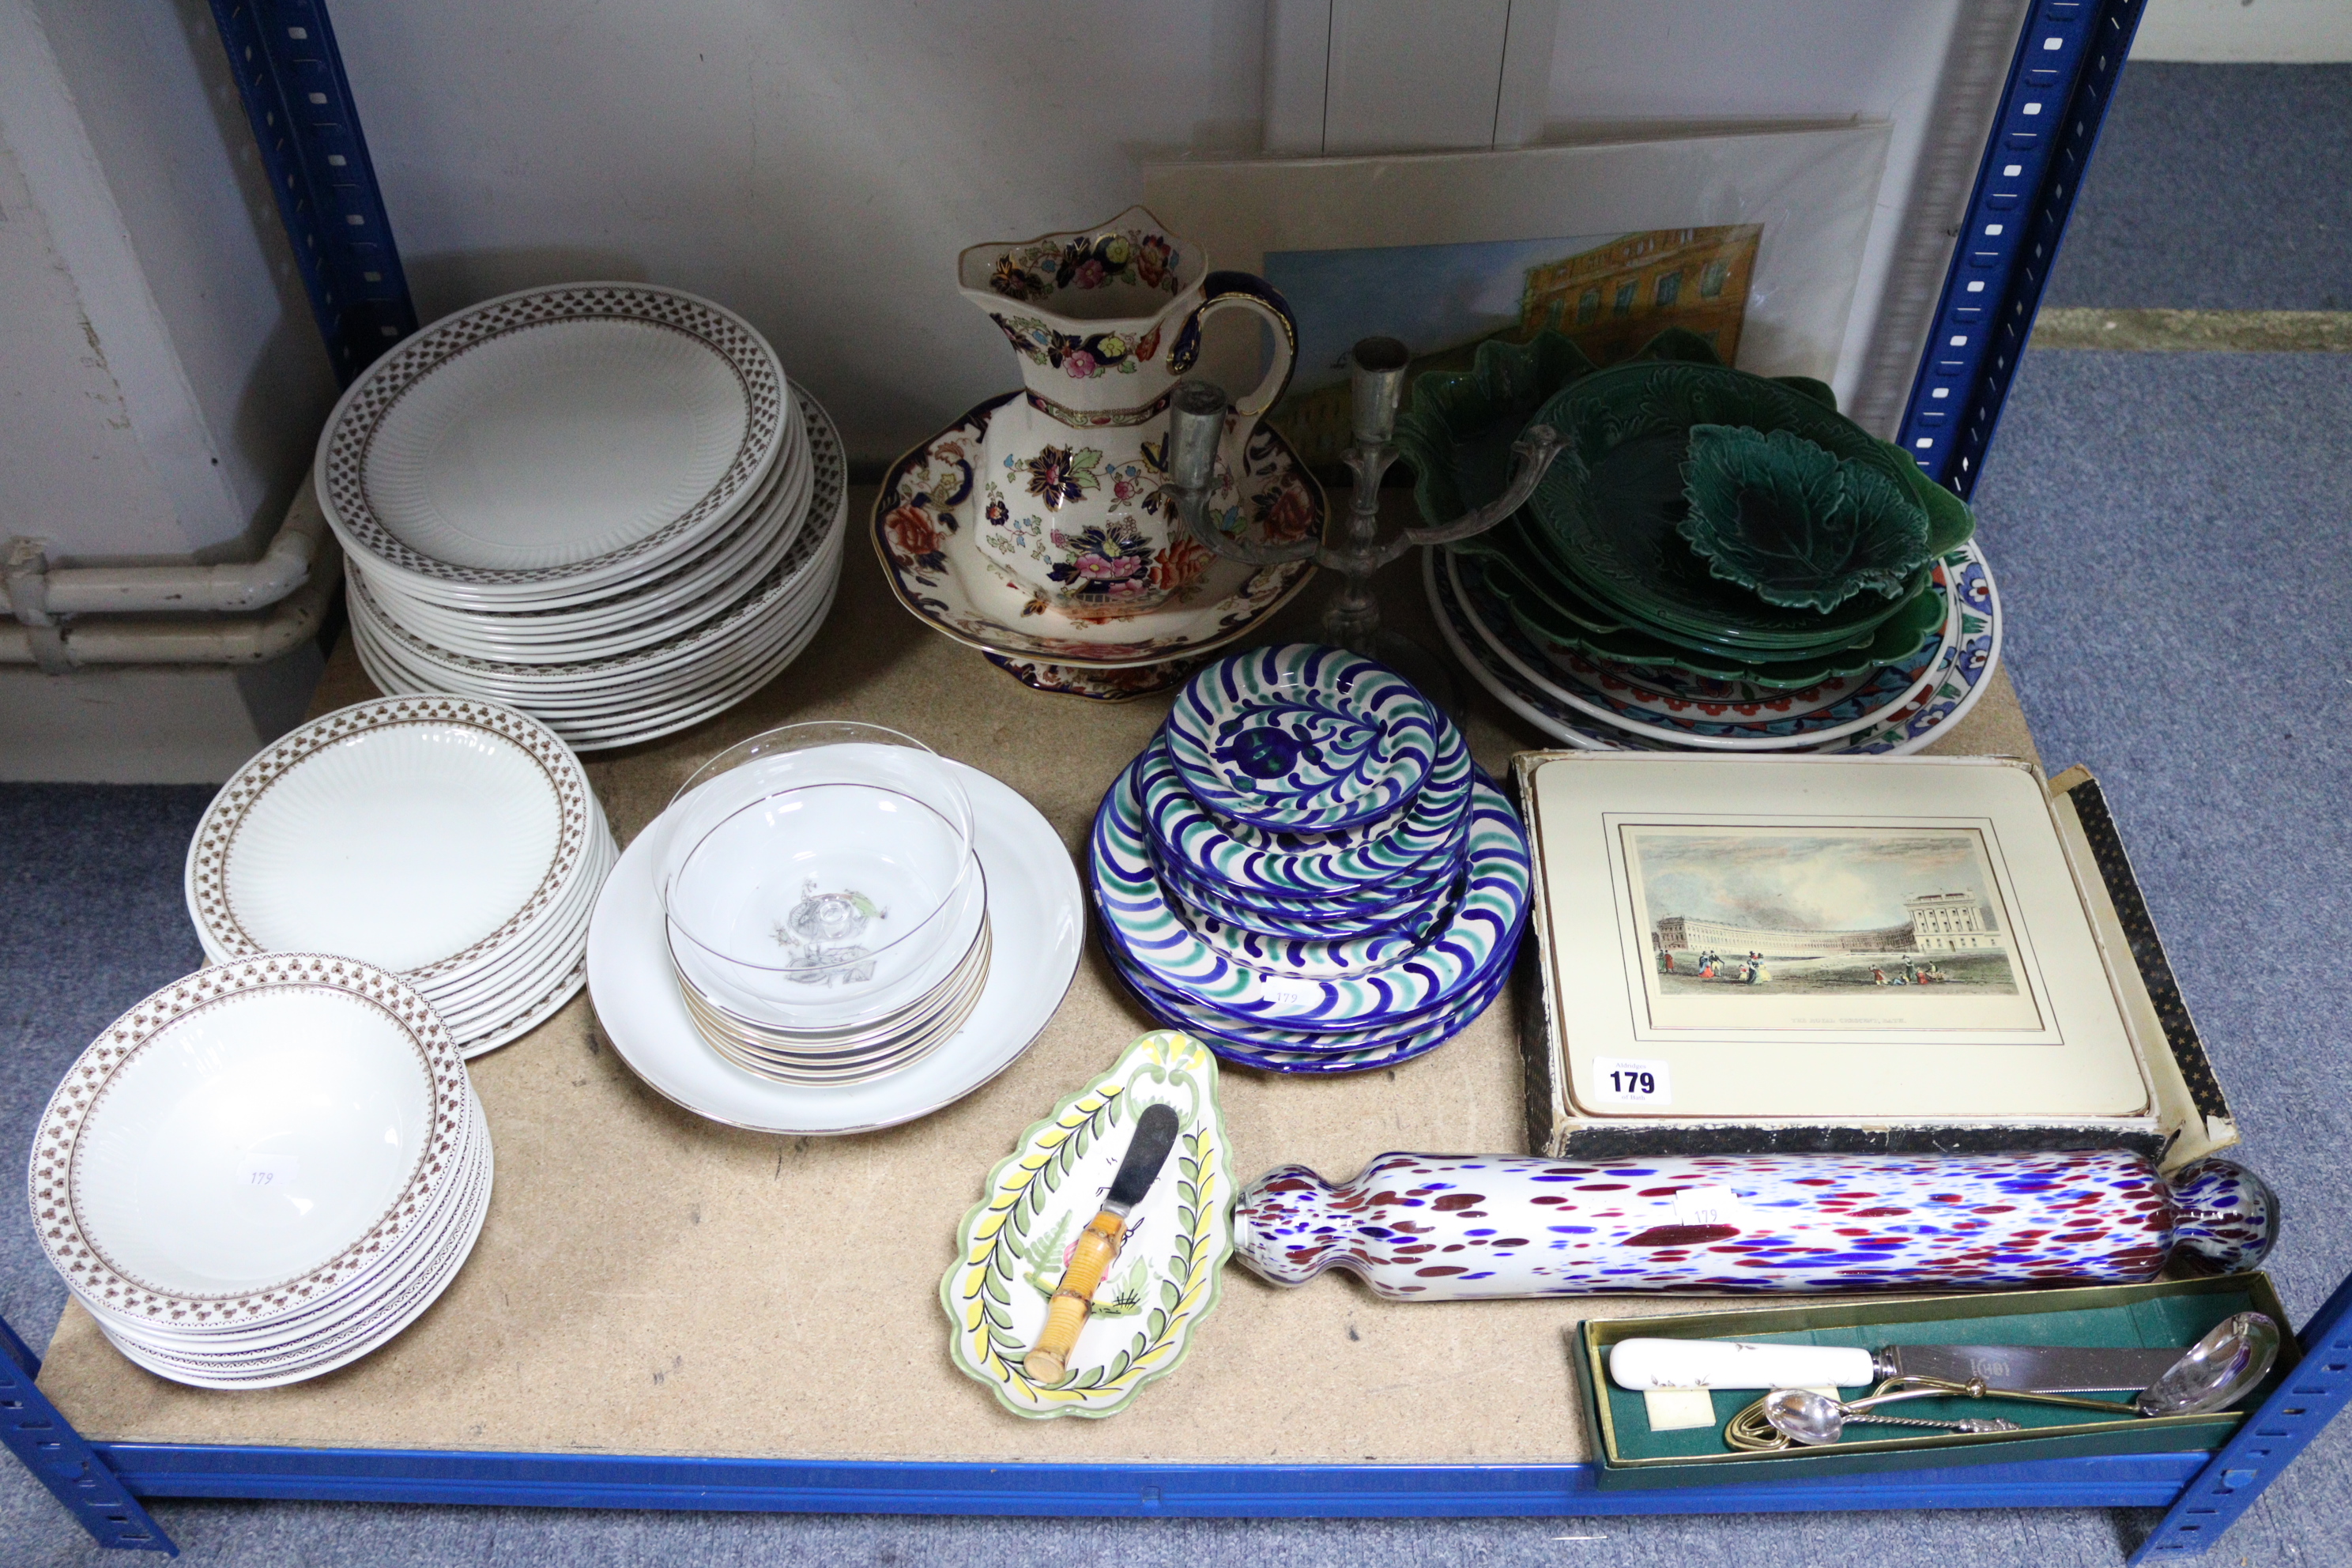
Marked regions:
[588,760,1081,1135]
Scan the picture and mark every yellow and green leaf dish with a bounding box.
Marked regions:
[940,1028,1231,1419]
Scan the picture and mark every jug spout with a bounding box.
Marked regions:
[959,205,1204,420]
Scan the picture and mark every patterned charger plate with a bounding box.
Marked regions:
[1453,549,1961,750]
[873,393,1318,672]
[1427,544,2002,757]
[1102,931,1516,1074]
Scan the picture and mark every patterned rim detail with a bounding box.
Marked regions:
[1104,932,1516,1072]
[187,698,592,981]
[982,653,1204,701]
[28,955,473,1326]
[1152,816,1464,916]
[1462,552,1958,747]
[345,388,844,683]
[318,284,786,588]
[1152,852,1457,941]
[1427,543,2001,758]
[1092,756,1530,1031]
[1163,645,1439,834]
[1139,720,1476,896]
[940,1028,1231,1419]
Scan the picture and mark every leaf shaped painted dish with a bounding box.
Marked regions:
[1676,424,1932,612]
[1162,644,1438,834]
[940,1028,1231,1419]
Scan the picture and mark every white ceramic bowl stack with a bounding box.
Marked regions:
[318,283,849,751]
[187,697,614,1057]
[28,956,491,1389]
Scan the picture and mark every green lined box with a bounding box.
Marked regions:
[1577,1273,2294,1488]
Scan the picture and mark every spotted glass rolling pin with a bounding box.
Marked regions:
[1229,1150,2276,1298]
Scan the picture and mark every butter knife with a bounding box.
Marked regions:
[1611,1336,2192,1393]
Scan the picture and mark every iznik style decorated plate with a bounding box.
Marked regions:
[1426,543,2002,758]
[873,393,1317,671]
[1138,721,1476,896]
[1093,758,1530,1030]
[1457,550,1963,751]
[940,1028,1231,1419]
[1161,645,1440,834]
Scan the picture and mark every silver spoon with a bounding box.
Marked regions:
[1764,1389,2022,1446]
[1739,1311,2282,1450]
[2134,1312,2281,1416]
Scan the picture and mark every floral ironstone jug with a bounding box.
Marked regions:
[957,205,1300,618]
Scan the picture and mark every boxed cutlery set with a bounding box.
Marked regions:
[23,208,2297,1501]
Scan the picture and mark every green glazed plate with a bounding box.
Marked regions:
[1471,552,1947,689]
[940,1028,1231,1419]
[1524,360,1939,648]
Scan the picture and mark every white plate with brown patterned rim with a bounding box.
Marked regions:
[186,697,600,986]
[28,956,477,1336]
[315,283,789,607]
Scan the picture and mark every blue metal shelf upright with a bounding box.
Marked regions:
[6,0,2348,1560]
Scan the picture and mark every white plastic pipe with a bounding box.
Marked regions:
[0,535,338,667]
[4,475,328,617]
[1608,1337,1877,1392]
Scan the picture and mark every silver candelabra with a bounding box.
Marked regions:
[1166,335,1566,701]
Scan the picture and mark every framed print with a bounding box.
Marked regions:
[1142,123,1891,466]
[1521,755,2153,1124]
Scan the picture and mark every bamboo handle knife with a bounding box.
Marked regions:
[1023,1102,1180,1386]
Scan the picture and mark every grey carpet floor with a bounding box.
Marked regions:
[8,56,2352,1568]
[2044,62,2352,311]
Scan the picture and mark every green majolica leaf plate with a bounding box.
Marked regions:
[941,1028,1231,1419]
[1677,424,1933,612]
[1394,330,1602,530]
[1468,552,1947,689]
[1521,360,1943,648]
[1461,513,1919,663]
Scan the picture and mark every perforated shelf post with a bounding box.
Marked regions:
[0,1315,176,1555]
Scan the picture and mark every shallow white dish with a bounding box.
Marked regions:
[588,760,1081,1134]
[30,956,475,1332]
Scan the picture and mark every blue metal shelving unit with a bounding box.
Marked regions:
[6,0,2346,1559]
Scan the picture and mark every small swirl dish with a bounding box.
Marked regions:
[1161,644,1438,834]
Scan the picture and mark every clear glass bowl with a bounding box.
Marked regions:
[658,723,982,1030]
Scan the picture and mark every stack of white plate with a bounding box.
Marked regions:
[187,696,614,1057]
[318,283,848,751]
[28,954,491,1389]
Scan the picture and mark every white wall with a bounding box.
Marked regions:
[0,0,333,565]
[331,1,1268,467]
[2135,0,2352,62]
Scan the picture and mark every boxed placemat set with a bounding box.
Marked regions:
[1511,752,2236,1167]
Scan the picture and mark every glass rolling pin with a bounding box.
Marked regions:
[1231,1150,2275,1299]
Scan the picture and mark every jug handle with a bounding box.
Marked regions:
[1167,272,1299,420]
